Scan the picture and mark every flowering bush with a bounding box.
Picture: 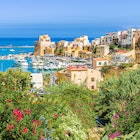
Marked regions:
[0,69,96,139]
[95,67,140,139]
[0,90,49,140]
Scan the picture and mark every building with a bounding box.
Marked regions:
[112,50,134,63]
[66,65,102,90]
[92,58,109,69]
[63,44,82,57]
[30,73,43,89]
[78,45,93,59]
[92,38,100,46]
[100,36,105,45]
[95,45,109,58]
[34,35,56,56]
[135,37,140,63]
[104,32,121,45]
[74,35,91,47]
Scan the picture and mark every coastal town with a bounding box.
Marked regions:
[0,28,140,91]
[28,28,140,91]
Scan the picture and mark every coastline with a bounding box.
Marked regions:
[0,46,34,48]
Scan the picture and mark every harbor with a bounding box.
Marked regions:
[0,52,92,73]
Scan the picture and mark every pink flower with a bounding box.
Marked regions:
[6,124,14,131]
[112,113,119,119]
[25,109,31,115]
[13,109,23,122]
[54,114,58,119]
[7,99,12,102]
[22,127,28,133]
[109,132,121,139]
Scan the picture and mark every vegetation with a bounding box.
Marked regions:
[0,69,96,140]
[118,62,134,70]
[109,43,118,51]
[100,65,114,78]
[54,46,64,56]
[95,67,140,139]
[1,67,140,139]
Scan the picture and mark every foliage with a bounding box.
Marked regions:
[0,90,49,140]
[100,65,114,78]
[46,82,96,129]
[0,68,31,92]
[110,43,118,50]
[95,67,140,139]
[0,69,96,140]
[118,62,134,70]
[54,46,64,55]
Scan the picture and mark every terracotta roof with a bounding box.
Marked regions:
[118,50,127,53]
[67,65,88,71]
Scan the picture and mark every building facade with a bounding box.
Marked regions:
[66,66,102,90]
[34,35,56,56]
[92,58,109,69]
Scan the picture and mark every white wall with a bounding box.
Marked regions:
[31,73,43,89]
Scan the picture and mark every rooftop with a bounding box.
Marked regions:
[67,65,88,71]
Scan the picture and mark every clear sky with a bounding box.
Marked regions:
[0,0,140,38]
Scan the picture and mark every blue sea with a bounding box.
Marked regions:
[0,37,93,73]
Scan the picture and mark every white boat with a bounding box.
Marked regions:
[44,63,58,70]
[14,58,28,66]
[30,59,38,66]
[38,60,44,66]
[10,49,15,52]
[20,59,28,66]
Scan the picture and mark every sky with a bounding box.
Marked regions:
[0,0,140,38]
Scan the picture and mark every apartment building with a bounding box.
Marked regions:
[95,45,109,58]
[104,32,121,45]
[66,65,102,90]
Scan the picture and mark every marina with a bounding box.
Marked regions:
[0,51,91,73]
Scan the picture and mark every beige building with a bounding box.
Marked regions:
[78,45,93,58]
[135,37,140,63]
[95,45,109,58]
[78,50,92,59]
[100,36,105,45]
[34,35,56,56]
[66,66,102,90]
[135,50,140,63]
[63,45,81,57]
[92,58,109,69]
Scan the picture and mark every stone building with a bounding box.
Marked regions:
[34,35,56,56]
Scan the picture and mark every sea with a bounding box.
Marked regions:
[0,37,94,73]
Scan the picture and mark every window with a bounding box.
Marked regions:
[91,85,94,89]
[91,78,94,82]
[98,62,101,65]
[104,62,107,65]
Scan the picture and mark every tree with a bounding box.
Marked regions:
[0,68,31,91]
[95,67,140,138]
[110,43,118,51]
